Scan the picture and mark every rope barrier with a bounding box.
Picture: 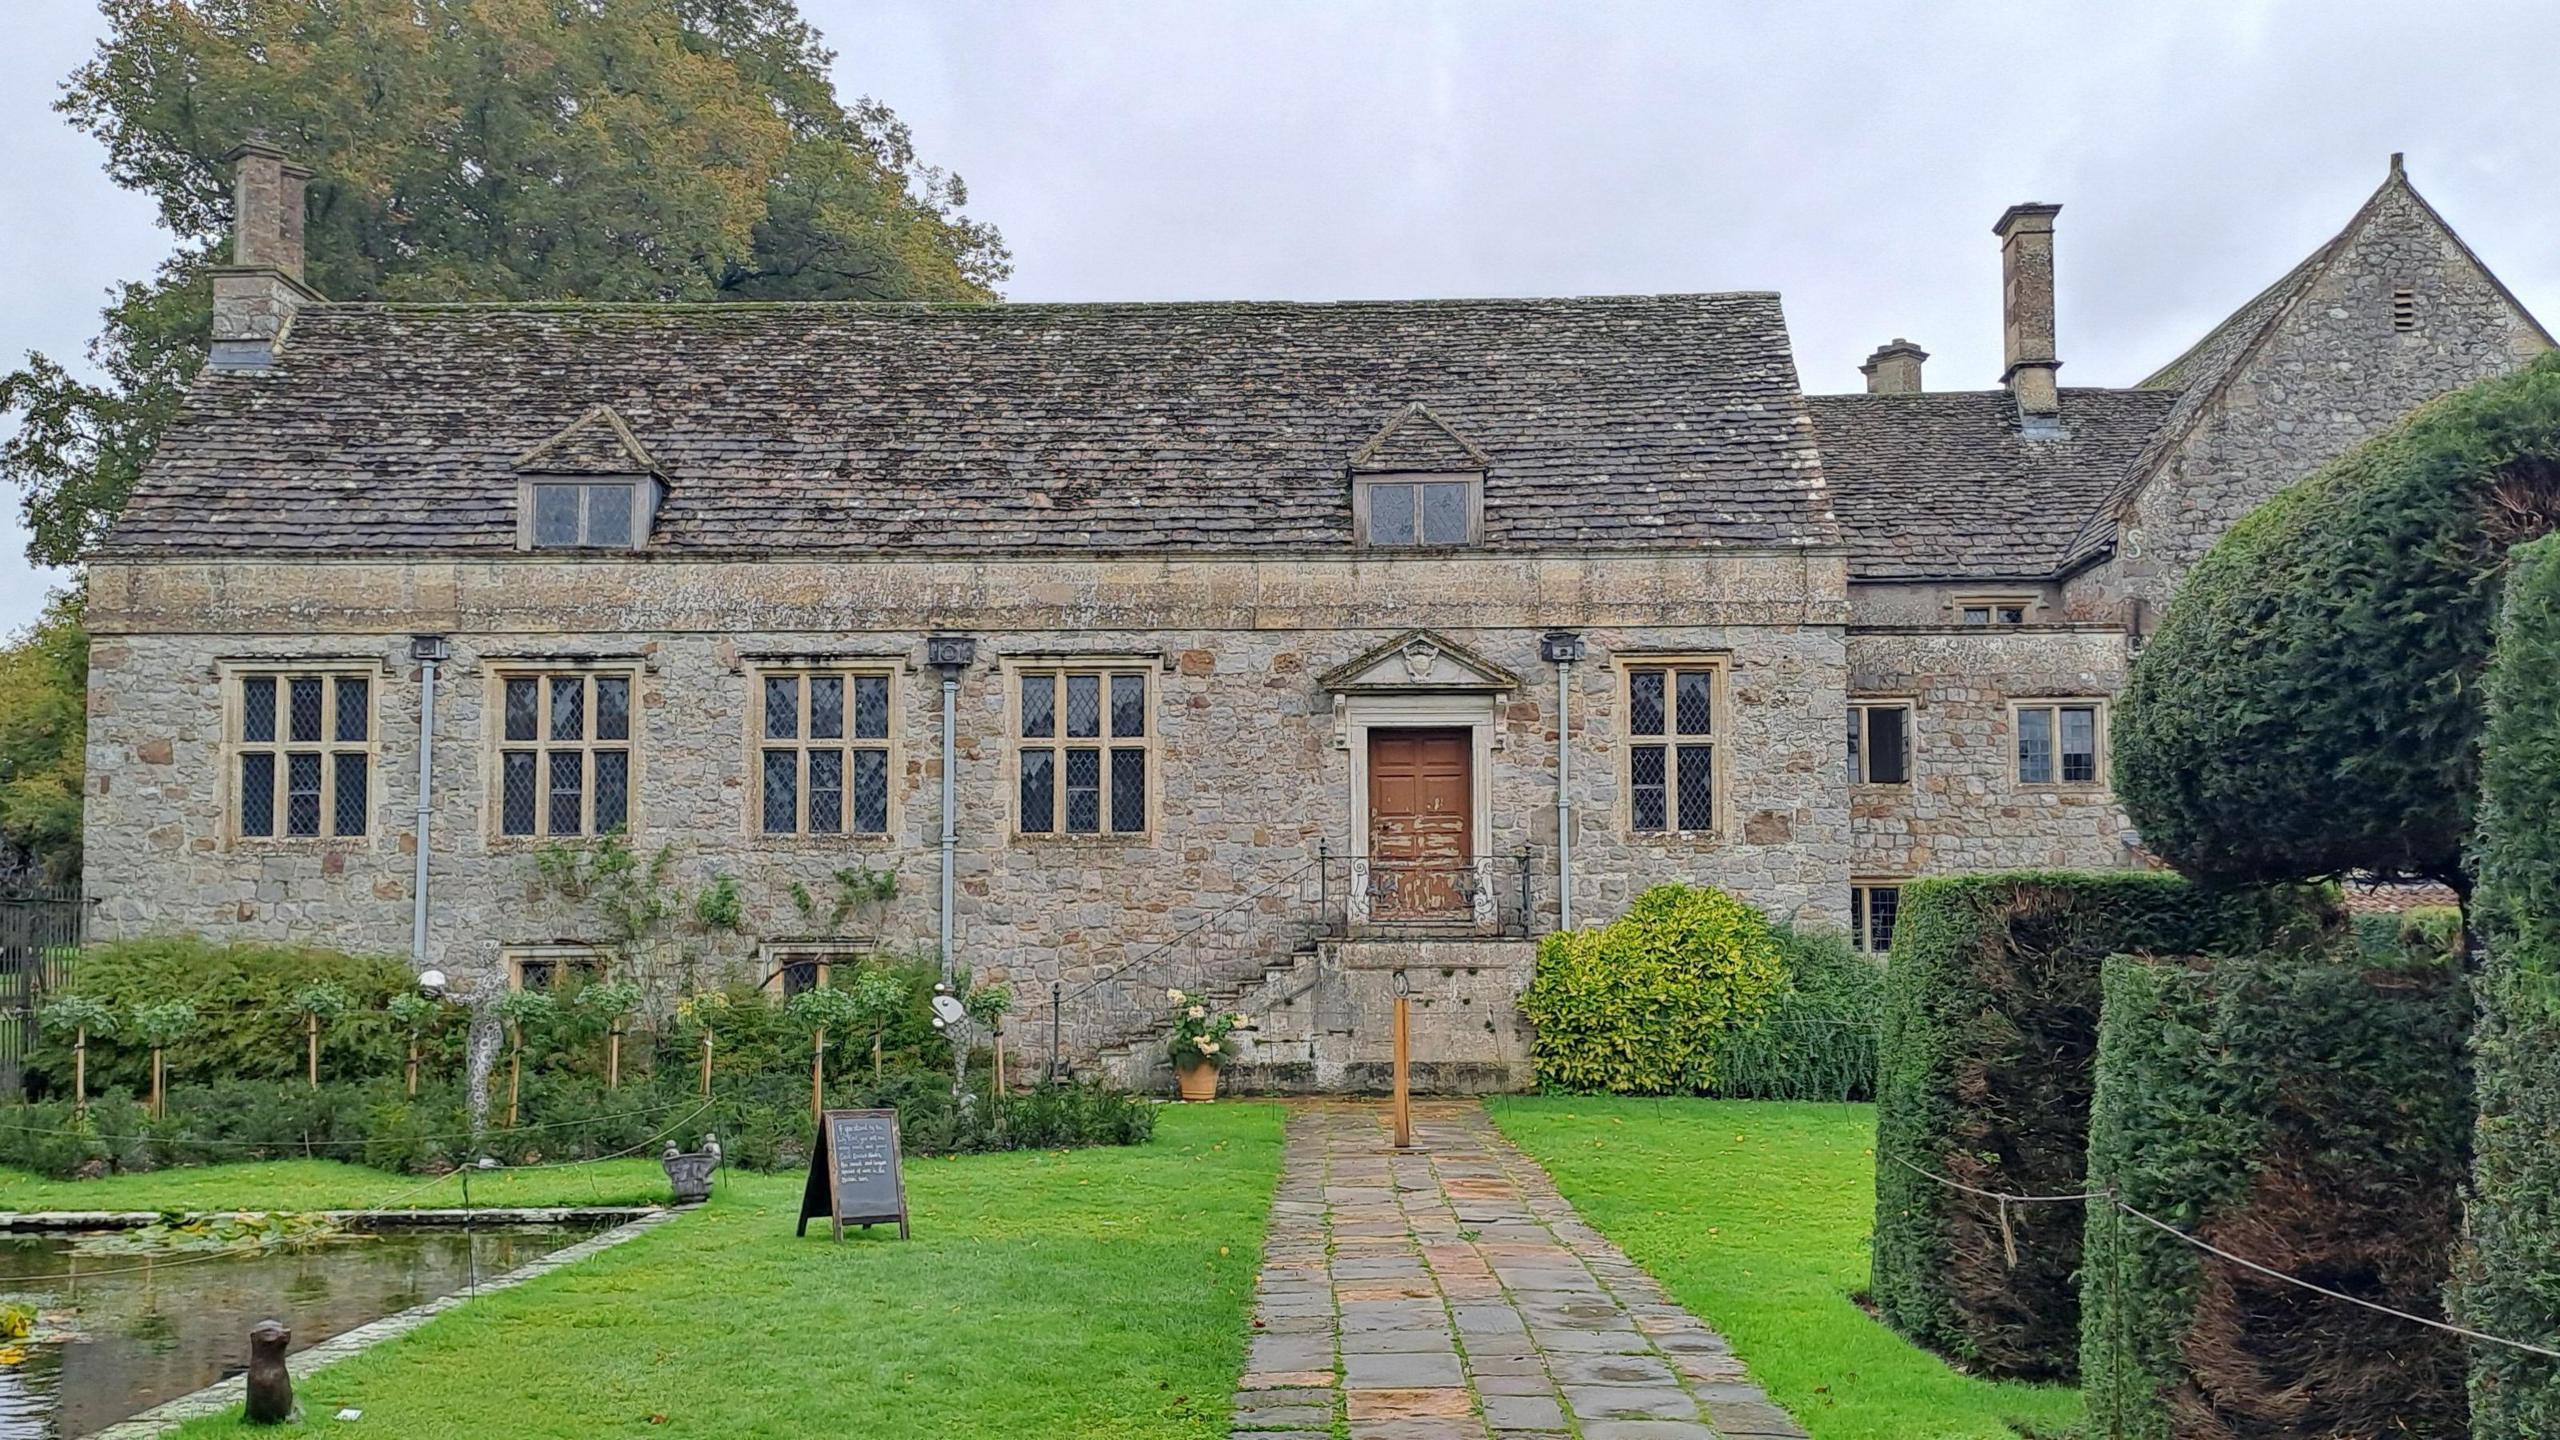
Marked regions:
[1885,1148,2560,1361]
[0,1094,704,1148]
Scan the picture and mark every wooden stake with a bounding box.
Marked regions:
[72,1026,87,1117]
[506,1023,522,1129]
[991,1029,1005,1100]
[150,1045,165,1120]
[1392,994,1413,1150]
[305,1012,320,1089]
[872,1031,882,1081]
[699,1030,713,1097]
[607,1021,623,1091]
[406,1039,420,1097]
[811,1025,827,1124]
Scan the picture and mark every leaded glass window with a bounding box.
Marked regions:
[756,670,892,836]
[1625,661,1719,833]
[233,670,372,839]
[1017,667,1150,836]
[497,672,633,837]
[2015,701,2104,787]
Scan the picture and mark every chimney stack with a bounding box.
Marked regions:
[209,135,320,371]
[1993,202,2062,427]
[1860,338,1929,395]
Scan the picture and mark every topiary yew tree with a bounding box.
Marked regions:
[2460,533,2560,1437]
[2114,352,2560,892]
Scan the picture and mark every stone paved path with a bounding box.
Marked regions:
[1232,1100,1810,1440]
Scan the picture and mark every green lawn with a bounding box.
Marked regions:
[11,1104,1286,1440]
[0,1157,675,1212]
[1489,1097,2080,1440]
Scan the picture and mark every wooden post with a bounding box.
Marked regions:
[872,1031,882,1082]
[607,1021,623,1091]
[1392,991,1413,1150]
[811,1026,827,1124]
[699,1029,713,1097]
[406,1039,420,1097]
[150,1045,166,1120]
[506,1023,522,1129]
[305,1012,320,1088]
[72,1026,87,1117]
[991,1028,1005,1101]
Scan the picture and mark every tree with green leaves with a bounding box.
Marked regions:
[5,0,1007,567]
[2113,353,2560,894]
[0,589,87,880]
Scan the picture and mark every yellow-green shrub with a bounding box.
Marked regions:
[1521,883,1786,1093]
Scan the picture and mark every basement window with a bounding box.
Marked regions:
[1852,883,1903,954]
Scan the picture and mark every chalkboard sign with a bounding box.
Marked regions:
[798,1108,909,1241]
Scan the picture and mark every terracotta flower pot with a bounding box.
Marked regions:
[1176,1061,1220,1103]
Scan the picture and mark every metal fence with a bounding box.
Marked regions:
[0,885,85,1097]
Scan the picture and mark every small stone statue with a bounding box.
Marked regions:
[245,1318,293,1424]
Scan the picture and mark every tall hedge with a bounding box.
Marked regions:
[1870,871,2327,1380]
[2082,944,2473,1439]
[32,938,420,1091]
[2114,352,2560,889]
[2461,533,2560,1436]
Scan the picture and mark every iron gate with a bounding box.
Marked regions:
[0,886,84,1097]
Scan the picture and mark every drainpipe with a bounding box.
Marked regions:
[408,635,450,971]
[1539,632,1587,930]
[926,637,977,983]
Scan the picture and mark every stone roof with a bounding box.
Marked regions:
[103,294,1838,557]
[1805,388,2177,579]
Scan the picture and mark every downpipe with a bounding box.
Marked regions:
[927,637,977,985]
[408,635,448,969]
[1541,632,1586,930]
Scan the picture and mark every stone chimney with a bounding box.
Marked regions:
[1994,202,2062,427]
[209,135,320,371]
[1860,338,1928,395]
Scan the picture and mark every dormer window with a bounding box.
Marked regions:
[525,478,650,549]
[1357,473,1481,548]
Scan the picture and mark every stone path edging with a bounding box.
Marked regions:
[1233,1100,1809,1440]
[0,1205,658,1233]
[84,1206,689,1439]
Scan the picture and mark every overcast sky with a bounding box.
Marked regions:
[5,0,2556,634]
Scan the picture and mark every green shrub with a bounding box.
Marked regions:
[1870,870,2331,1381]
[2461,532,2560,1436]
[30,938,422,1093]
[1521,883,1788,1094]
[1705,924,1883,1102]
[2115,352,2560,889]
[659,957,950,1081]
[2081,944,2472,1439]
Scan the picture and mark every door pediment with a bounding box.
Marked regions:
[1320,629,1521,695]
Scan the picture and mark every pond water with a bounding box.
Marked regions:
[0,1223,604,1438]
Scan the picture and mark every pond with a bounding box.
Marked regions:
[0,1222,607,1438]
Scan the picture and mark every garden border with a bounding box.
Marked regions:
[82,1206,688,1438]
[0,1204,657,1232]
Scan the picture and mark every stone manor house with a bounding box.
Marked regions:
[81,144,2550,1086]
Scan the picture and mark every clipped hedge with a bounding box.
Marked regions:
[2082,944,2472,1439]
[1705,924,1884,1102]
[2115,352,2560,889]
[2461,532,2560,1436]
[1522,883,1788,1094]
[1870,870,2329,1380]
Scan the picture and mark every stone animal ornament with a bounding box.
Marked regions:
[244,1318,293,1424]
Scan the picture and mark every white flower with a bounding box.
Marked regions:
[1166,988,1185,1004]
[1186,1004,1206,1019]
[1231,1013,1250,1027]
[1202,1041,1220,1055]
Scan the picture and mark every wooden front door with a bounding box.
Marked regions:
[1367,729,1473,919]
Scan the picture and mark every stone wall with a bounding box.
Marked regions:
[2076,178,2551,617]
[84,550,1852,1066]
[1847,626,2134,878]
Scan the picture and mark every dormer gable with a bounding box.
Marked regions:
[1349,402,1492,473]
[513,405,662,550]
[513,404,663,477]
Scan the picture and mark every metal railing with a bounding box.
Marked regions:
[0,885,86,1097]
[1316,842,1537,939]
